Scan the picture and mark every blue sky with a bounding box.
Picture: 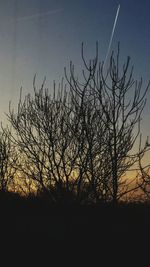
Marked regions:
[0,0,150,138]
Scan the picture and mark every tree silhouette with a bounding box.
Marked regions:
[0,127,17,192]
[136,136,150,200]
[7,43,149,204]
[8,81,83,202]
[64,43,150,204]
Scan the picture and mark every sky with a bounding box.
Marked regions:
[0,0,150,140]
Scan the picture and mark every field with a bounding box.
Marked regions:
[0,192,150,265]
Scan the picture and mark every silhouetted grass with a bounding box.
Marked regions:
[0,190,150,265]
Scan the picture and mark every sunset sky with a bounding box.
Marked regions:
[0,0,150,141]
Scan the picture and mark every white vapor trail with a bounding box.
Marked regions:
[15,8,63,21]
[103,4,120,67]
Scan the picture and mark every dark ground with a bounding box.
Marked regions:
[0,193,150,266]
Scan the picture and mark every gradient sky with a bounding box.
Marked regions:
[0,0,150,141]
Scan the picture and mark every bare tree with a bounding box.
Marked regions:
[0,126,17,192]
[65,43,149,204]
[8,79,88,203]
[135,136,150,201]
[65,71,110,203]
[7,43,149,204]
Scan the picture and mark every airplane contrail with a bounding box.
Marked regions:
[15,8,63,21]
[103,4,120,67]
